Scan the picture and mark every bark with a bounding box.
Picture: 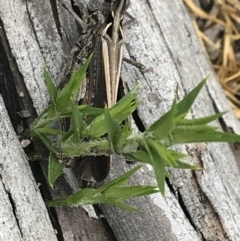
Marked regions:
[0,0,240,241]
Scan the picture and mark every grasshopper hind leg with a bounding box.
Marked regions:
[90,156,111,182]
[74,155,110,188]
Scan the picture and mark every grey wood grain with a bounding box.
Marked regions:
[1,0,240,240]
[106,0,240,240]
[0,96,57,241]
[0,0,116,240]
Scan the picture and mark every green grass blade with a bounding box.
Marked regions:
[34,128,64,135]
[116,121,131,150]
[175,160,202,170]
[147,139,177,167]
[46,188,96,206]
[43,67,57,102]
[171,130,240,144]
[105,186,159,200]
[175,112,225,126]
[46,164,157,211]
[143,139,167,196]
[104,107,120,149]
[84,87,140,138]
[176,77,207,117]
[97,165,143,193]
[55,54,92,112]
[168,149,188,159]
[146,99,176,139]
[48,152,64,188]
[125,151,152,164]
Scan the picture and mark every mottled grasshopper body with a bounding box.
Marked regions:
[58,0,128,185]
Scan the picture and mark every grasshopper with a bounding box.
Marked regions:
[58,0,129,185]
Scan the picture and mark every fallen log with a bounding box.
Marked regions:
[0,0,240,240]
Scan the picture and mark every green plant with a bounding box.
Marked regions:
[29,55,240,210]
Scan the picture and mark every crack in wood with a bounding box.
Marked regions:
[50,0,64,40]
[1,181,23,238]
[0,19,35,132]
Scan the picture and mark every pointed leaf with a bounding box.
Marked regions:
[97,165,143,193]
[171,130,240,144]
[61,128,75,142]
[176,77,207,117]
[43,67,57,102]
[125,151,152,164]
[46,188,96,206]
[168,149,189,159]
[34,127,64,135]
[173,124,218,133]
[175,160,202,170]
[31,107,50,129]
[48,152,64,188]
[116,121,131,150]
[127,149,197,170]
[57,54,92,100]
[147,99,177,139]
[104,107,120,149]
[56,54,92,112]
[46,165,155,211]
[84,86,140,137]
[175,112,225,126]
[77,105,103,116]
[55,92,71,113]
[68,54,92,100]
[105,186,159,200]
[146,139,168,196]
[147,139,177,167]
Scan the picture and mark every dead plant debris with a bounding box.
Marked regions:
[183,0,240,118]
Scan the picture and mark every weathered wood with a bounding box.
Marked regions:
[1,0,240,240]
[0,96,57,241]
[0,0,116,240]
[104,1,240,240]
